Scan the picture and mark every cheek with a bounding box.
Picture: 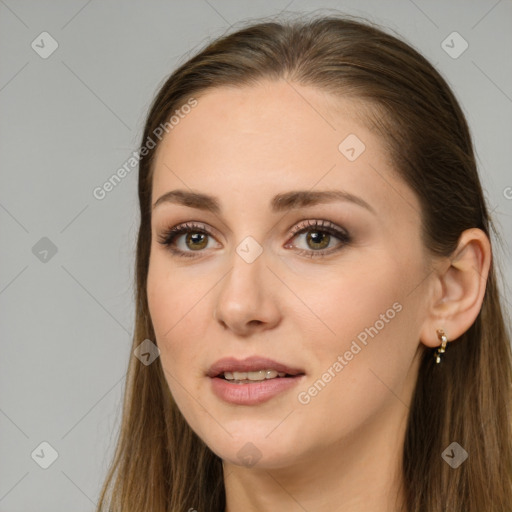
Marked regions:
[297,252,417,361]
[147,274,207,435]
[146,256,205,371]
[292,253,423,434]
[294,253,409,349]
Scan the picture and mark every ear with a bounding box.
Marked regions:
[420,228,492,348]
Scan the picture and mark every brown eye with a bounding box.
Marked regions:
[286,219,351,258]
[184,232,209,251]
[304,230,331,250]
[157,222,216,258]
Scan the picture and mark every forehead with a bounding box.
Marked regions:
[151,80,418,220]
[154,80,373,165]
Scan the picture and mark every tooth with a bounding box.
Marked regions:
[222,369,289,381]
[247,370,266,381]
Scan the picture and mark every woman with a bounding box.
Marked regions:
[96,14,512,512]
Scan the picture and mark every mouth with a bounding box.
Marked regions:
[207,356,305,380]
[207,356,306,405]
[219,369,298,384]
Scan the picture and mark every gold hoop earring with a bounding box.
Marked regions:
[434,329,448,364]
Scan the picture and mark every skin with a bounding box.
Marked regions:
[146,80,491,512]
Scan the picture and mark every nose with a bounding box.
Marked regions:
[213,251,282,336]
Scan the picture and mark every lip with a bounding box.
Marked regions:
[207,356,306,406]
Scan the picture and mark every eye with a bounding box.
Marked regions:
[157,219,351,259]
[157,222,216,258]
[285,219,351,258]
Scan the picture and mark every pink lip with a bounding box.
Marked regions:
[210,375,305,405]
[207,356,306,405]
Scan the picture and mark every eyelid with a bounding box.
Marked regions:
[288,218,349,238]
[156,221,213,245]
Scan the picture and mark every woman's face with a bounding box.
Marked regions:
[147,80,432,469]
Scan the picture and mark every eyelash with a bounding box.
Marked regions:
[157,219,351,259]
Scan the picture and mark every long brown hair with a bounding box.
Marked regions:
[96,14,512,512]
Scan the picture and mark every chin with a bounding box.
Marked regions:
[201,427,306,470]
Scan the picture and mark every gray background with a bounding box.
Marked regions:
[1,0,511,510]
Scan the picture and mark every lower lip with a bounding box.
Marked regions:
[210,375,305,405]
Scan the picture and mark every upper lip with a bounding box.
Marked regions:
[207,356,305,378]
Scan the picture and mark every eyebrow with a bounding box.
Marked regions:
[152,189,376,215]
